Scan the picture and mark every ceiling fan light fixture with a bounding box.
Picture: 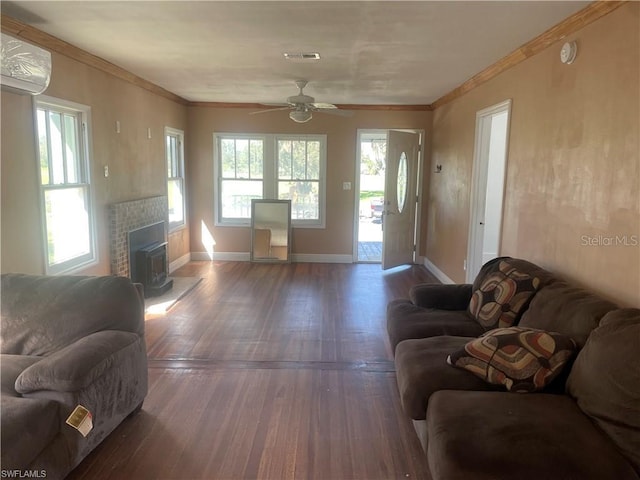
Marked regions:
[289,110,312,123]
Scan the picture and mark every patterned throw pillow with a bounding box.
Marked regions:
[468,260,541,329]
[447,327,577,392]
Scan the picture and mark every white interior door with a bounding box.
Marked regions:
[467,100,511,281]
[382,130,420,270]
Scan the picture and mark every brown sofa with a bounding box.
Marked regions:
[387,257,640,479]
[1,274,148,479]
[387,257,559,353]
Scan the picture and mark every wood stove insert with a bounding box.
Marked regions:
[128,221,173,298]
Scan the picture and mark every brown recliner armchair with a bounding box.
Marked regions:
[1,274,148,479]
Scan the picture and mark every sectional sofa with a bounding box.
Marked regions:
[1,274,149,479]
[387,257,639,479]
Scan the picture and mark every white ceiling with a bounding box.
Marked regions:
[2,1,589,105]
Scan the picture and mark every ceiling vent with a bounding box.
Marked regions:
[283,52,321,61]
[1,33,51,95]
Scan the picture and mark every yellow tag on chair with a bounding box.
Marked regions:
[66,405,93,437]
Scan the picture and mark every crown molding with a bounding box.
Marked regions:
[0,14,188,105]
[430,1,627,110]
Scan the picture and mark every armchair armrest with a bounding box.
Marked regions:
[409,284,473,310]
[15,330,141,394]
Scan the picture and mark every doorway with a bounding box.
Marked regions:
[466,100,511,282]
[354,129,423,267]
[355,130,387,263]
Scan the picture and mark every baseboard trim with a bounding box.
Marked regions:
[169,253,191,273]
[191,252,250,262]
[190,252,353,264]
[291,254,353,264]
[423,257,455,284]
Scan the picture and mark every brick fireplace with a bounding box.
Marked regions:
[109,195,170,283]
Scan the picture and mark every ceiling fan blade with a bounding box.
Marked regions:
[249,82,345,121]
[249,106,291,115]
[310,102,337,109]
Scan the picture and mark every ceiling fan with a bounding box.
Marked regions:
[251,80,347,123]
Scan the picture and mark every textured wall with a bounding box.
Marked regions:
[426,3,639,306]
[1,52,188,275]
[1,92,45,274]
[186,107,431,257]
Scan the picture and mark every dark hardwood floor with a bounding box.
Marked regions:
[68,261,438,480]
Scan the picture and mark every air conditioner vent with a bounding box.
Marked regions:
[283,52,321,61]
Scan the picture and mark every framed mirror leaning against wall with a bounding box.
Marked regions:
[250,199,292,263]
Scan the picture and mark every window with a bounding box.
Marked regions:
[35,96,96,274]
[214,133,326,227]
[276,137,321,221]
[165,127,186,231]
[218,135,264,222]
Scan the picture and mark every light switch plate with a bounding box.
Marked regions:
[342,182,351,190]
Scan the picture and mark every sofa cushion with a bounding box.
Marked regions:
[1,354,42,396]
[387,299,484,353]
[567,308,640,474]
[468,259,543,329]
[519,282,618,348]
[1,395,60,470]
[447,327,577,392]
[395,336,499,420]
[1,274,144,356]
[427,390,639,480]
[15,330,142,394]
[409,284,473,310]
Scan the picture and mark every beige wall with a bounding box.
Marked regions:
[1,51,189,274]
[426,3,639,307]
[187,107,431,257]
[1,91,45,273]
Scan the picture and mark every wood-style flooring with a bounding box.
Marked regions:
[67,261,438,480]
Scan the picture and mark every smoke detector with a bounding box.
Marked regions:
[560,41,577,64]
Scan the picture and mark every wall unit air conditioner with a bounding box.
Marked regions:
[1,33,51,95]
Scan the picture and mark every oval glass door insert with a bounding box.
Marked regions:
[397,152,408,213]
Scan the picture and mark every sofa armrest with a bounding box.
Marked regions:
[409,284,473,310]
[15,330,142,394]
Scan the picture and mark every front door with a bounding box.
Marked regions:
[382,130,420,270]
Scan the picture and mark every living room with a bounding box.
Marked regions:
[1,1,638,479]
[2,2,638,306]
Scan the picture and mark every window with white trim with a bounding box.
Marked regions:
[35,96,96,274]
[214,133,326,227]
[218,135,264,222]
[165,127,186,231]
[276,137,322,221]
